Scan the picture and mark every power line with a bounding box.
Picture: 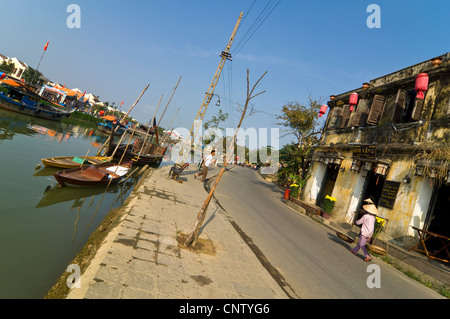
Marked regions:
[232,0,273,55]
[231,0,282,57]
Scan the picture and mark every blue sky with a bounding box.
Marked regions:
[1,0,449,147]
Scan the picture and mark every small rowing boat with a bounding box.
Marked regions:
[53,162,132,187]
[42,156,112,169]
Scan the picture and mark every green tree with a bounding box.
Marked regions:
[0,60,15,75]
[276,96,325,197]
[203,109,229,145]
[21,67,42,86]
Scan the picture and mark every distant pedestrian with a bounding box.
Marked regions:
[194,149,216,182]
[351,203,378,262]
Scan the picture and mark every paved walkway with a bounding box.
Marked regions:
[66,165,288,299]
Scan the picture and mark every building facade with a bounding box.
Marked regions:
[303,53,450,251]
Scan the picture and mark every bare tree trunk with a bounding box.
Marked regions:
[181,69,267,248]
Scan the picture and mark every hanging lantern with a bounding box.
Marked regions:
[415,73,429,100]
[349,92,358,112]
[319,104,328,117]
[0,72,6,80]
[415,166,424,176]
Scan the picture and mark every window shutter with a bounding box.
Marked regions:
[411,98,424,121]
[351,99,369,127]
[327,107,338,128]
[367,94,385,125]
[331,106,343,128]
[391,89,406,123]
[340,104,350,128]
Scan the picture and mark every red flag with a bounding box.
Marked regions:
[44,41,49,51]
[120,100,124,106]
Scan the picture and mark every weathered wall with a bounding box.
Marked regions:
[310,54,450,248]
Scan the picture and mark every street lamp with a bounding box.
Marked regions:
[207,93,221,106]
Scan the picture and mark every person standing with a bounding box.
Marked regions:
[194,149,216,182]
[351,203,378,262]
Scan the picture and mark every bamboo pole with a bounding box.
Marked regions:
[161,107,180,145]
[97,84,150,156]
[80,149,90,167]
[139,93,163,155]
[157,76,181,128]
[181,69,267,248]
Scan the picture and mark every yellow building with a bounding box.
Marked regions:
[303,53,450,255]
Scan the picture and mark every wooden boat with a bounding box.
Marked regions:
[53,162,132,187]
[97,118,128,136]
[0,82,73,121]
[42,156,112,169]
[112,143,166,167]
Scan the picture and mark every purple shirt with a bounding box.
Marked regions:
[356,214,376,238]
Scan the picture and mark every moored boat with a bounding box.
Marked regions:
[97,116,128,136]
[53,161,132,187]
[0,82,73,121]
[42,156,112,169]
[112,143,166,167]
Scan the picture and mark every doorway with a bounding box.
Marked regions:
[316,163,339,207]
[424,183,450,258]
[358,169,386,219]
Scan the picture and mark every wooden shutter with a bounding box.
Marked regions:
[391,89,406,123]
[351,99,369,127]
[411,98,424,121]
[331,106,343,129]
[367,94,385,125]
[340,104,350,128]
[327,107,338,128]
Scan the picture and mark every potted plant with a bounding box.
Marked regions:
[289,183,299,200]
[320,195,337,219]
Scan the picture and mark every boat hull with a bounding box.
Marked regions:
[0,93,72,121]
[53,162,132,187]
[98,122,126,135]
[112,144,166,167]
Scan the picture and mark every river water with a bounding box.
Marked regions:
[0,109,153,298]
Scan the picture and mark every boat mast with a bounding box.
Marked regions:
[181,12,243,157]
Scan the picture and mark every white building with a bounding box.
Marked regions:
[8,57,28,80]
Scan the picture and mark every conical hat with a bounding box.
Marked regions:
[363,204,378,215]
[363,198,374,204]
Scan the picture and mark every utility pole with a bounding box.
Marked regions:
[180,11,243,159]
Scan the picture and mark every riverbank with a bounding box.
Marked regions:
[46,165,288,299]
[45,166,152,299]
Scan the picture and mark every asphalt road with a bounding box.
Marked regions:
[211,165,443,299]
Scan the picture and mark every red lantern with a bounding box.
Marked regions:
[349,92,358,112]
[319,104,328,117]
[0,72,6,80]
[415,73,429,100]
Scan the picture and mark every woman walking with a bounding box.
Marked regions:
[351,203,379,262]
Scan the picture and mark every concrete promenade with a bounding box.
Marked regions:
[66,165,288,299]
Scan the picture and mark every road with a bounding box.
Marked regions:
[211,165,443,299]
